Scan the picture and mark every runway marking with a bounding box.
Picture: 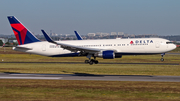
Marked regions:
[0,77,62,80]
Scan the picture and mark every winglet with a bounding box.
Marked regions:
[74,31,83,40]
[41,30,57,44]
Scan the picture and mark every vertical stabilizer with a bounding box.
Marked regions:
[7,16,40,45]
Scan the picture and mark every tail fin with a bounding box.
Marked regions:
[7,16,40,45]
[74,31,83,40]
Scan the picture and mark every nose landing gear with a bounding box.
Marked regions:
[160,53,165,62]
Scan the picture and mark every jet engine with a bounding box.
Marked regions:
[94,50,115,59]
[94,50,122,59]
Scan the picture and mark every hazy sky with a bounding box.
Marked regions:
[0,0,180,35]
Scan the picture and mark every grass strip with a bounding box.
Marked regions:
[0,80,180,101]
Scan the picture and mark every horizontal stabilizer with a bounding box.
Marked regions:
[13,46,32,50]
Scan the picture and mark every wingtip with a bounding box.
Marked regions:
[41,29,56,43]
[41,29,45,32]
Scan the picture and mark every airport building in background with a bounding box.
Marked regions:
[111,32,117,35]
[118,32,124,35]
[87,33,96,36]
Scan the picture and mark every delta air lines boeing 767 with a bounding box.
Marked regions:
[7,16,176,65]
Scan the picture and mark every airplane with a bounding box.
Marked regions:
[7,16,177,65]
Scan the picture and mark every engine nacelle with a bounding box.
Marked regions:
[95,50,115,59]
[115,53,122,58]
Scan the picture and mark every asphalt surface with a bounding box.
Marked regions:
[0,73,180,82]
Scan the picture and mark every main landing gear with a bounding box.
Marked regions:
[160,53,165,62]
[85,59,98,65]
[85,54,99,65]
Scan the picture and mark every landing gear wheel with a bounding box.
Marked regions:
[90,59,99,64]
[160,58,164,62]
[84,55,98,64]
[89,60,93,65]
[85,60,89,64]
[160,53,165,62]
[94,60,99,64]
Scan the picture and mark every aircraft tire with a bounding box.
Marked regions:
[160,58,164,62]
[85,60,89,64]
[89,60,93,65]
[94,60,98,64]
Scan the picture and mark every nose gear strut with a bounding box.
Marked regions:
[160,53,165,62]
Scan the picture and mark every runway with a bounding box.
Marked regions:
[0,73,180,82]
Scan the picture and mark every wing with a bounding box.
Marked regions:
[41,30,102,53]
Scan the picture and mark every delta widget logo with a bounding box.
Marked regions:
[130,40,153,44]
[130,41,134,44]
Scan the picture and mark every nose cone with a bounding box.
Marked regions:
[171,44,177,50]
[166,44,176,52]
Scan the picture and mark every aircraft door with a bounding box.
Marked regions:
[155,41,160,48]
[42,45,46,51]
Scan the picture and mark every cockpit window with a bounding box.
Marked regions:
[166,42,174,44]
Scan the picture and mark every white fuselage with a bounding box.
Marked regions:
[13,38,176,57]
